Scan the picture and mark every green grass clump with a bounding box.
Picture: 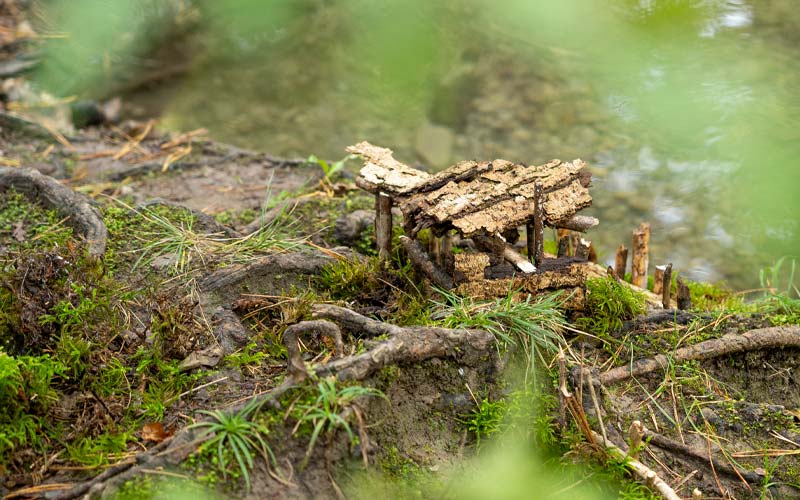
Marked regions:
[686,280,744,311]
[577,276,646,336]
[295,376,385,469]
[188,398,276,493]
[432,289,566,381]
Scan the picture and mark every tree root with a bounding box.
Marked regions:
[0,167,107,256]
[599,326,800,386]
[54,304,499,498]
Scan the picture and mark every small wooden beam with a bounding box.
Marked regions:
[661,263,672,309]
[575,238,591,260]
[557,235,570,258]
[399,236,453,289]
[631,222,650,289]
[653,265,666,295]
[677,276,692,310]
[614,244,628,280]
[533,182,544,266]
[526,221,535,264]
[375,192,393,261]
[440,231,453,274]
[557,215,599,232]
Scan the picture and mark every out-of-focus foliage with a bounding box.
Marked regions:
[30,0,800,286]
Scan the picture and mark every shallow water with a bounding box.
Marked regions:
[123,0,800,289]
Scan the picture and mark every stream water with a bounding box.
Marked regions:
[121,1,799,290]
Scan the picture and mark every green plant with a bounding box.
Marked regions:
[576,277,646,337]
[295,377,385,469]
[317,256,382,300]
[187,398,276,493]
[66,430,133,467]
[755,258,800,325]
[458,394,506,447]
[432,288,566,381]
[307,153,357,180]
[224,342,269,370]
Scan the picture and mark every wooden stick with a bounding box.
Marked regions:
[557,215,599,232]
[631,222,650,288]
[615,244,629,280]
[591,430,681,500]
[654,266,666,295]
[375,192,393,261]
[557,236,570,258]
[399,236,454,289]
[629,420,645,460]
[526,221,535,264]
[557,349,567,429]
[661,264,672,309]
[440,231,453,274]
[473,234,536,273]
[533,182,544,266]
[575,238,591,260]
[428,234,442,269]
[677,276,692,310]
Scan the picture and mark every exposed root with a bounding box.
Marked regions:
[309,303,498,381]
[0,167,107,256]
[55,304,499,498]
[599,326,800,386]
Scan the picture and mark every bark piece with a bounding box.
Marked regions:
[453,253,489,283]
[631,222,650,288]
[0,167,107,256]
[615,244,629,280]
[347,141,429,195]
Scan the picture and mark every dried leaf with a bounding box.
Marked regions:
[141,422,171,443]
[12,221,26,242]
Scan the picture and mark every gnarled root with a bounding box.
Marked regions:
[0,167,107,256]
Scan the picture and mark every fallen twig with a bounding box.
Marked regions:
[591,430,682,500]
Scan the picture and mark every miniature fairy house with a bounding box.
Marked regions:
[347,141,603,303]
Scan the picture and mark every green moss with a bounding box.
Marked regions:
[686,280,746,311]
[0,189,74,250]
[576,276,646,336]
[380,445,421,478]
